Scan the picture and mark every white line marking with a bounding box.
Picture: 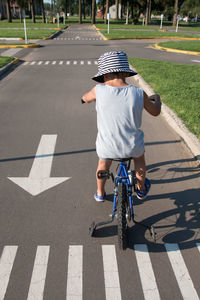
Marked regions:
[73,61,77,65]
[134,244,160,300]
[52,61,56,65]
[191,60,200,63]
[24,61,29,65]
[94,61,98,65]
[165,243,199,300]
[66,61,70,65]
[27,246,50,300]
[45,61,49,65]
[87,61,91,65]
[197,243,200,253]
[38,61,43,65]
[66,245,83,300]
[30,61,36,65]
[102,245,122,300]
[0,246,18,300]
[80,61,84,65]
[59,61,63,65]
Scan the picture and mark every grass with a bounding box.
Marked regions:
[0,29,57,39]
[158,41,200,52]
[96,24,159,30]
[102,29,200,39]
[129,58,200,139]
[0,56,14,68]
[0,18,66,28]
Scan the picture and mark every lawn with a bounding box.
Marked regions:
[0,29,57,39]
[157,41,200,52]
[102,29,200,39]
[0,18,66,28]
[0,56,14,68]
[129,58,200,139]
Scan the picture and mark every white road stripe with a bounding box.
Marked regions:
[52,61,56,65]
[66,245,83,300]
[0,246,18,300]
[30,61,36,65]
[191,60,200,63]
[66,61,70,65]
[102,245,121,300]
[73,61,77,65]
[80,61,84,65]
[197,243,200,253]
[165,243,199,300]
[94,60,98,65]
[27,246,50,300]
[59,61,64,65]
[134,244,160,300]
[87,61,91,65]
[24,61,29,65]
[45,61,50,65]
[38,61,43,65]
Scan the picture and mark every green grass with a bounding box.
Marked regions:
[158,41,200,52]
[0,56,14,68]
[0,29,57,39]
[102,30,200,39]
[129,58,200,138]
[96,24,158,30]
[0,18,66,28]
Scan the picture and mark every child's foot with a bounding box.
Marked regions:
[136,178,151,200]
[94,192,106,202]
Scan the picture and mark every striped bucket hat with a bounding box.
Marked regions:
[92,51,137,83]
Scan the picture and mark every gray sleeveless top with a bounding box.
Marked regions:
[95,84,144,159]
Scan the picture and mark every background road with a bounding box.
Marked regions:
[0,24,200,300]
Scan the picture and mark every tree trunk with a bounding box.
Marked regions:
[30,0,36,23]
[65,0,68,18]
[41,0,46,23]
[173,0,178,26]
[115,0,119,19]
[104,0,109,24]
[145,0,150,25]
[91,0,96,24]
[6,0,12,23]
[125,1,129,24]
[79,0,82,23]
[102,0,105,19]
[83,0,86,19]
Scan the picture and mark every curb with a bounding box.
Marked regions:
[154,43,200,55]
[0,43,40,48]
[43,26,68,40]
[130,66,200,167]
[0,57,20,77]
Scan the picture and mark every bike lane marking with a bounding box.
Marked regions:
[66,245,83,300]
[0,246,18,300]
[165,243,199,300]
[102,245,122,300]
[134,244,161,300]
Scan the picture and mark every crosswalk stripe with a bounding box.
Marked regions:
[134,244,161,300]
[165,243,199,300]
[102,245,122,300]
[30,61,36,65]
[52,61,57,65]
[197,243,200,253]
[38,61,43,65]
[0,246,18,300]
[27,246,50,300]
[66,245,83,300]
[59,61,63,65]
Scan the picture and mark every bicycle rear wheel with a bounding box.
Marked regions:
[117,183,128,250]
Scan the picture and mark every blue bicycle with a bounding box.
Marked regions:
[89,158,156,250]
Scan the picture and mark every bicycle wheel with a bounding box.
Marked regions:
[117,183,128,250]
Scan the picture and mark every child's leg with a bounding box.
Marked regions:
[133,154,146,191]
[96,159,112,196]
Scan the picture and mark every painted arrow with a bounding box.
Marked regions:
[8,135,71,196]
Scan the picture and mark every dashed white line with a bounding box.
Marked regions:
[30,61,36,65]
[66,245,83,300]
[165,243,199,300]
[102,245,122,300]
[191,60,200,63]
[0,246,18,300]
[27,246,50,300]
[134,244,160,300]
[52,61,57,65]
[59,61,64,65]
[45,61,50,65]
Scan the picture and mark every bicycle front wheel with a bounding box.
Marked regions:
[117,183,128,250]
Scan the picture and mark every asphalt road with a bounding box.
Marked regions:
[0,24,200,300]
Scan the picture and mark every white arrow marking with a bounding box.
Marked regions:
[8,135,70,196]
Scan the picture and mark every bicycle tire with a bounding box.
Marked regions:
[117,183,128,250]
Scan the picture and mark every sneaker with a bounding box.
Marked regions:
[136,178,151,200]
[94,192,106,202]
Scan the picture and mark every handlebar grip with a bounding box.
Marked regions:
[81,99,86,104]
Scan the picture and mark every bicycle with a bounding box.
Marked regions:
[81,99,156,250]
[89,158,156,250]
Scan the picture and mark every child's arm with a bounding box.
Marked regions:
[144,92,162,116]
[82,86,96,103]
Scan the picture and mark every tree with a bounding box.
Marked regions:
[6,0,12,22]
[173,0,178,26]
[104,0,108,24]
[115,0,119,19]
[79,0,82,23]
[180,0,200,17]
[91,0,96,23]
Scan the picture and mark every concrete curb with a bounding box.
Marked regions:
[0,57,20,77]
[43,26,68,40]
[130,67,200,167]
[154,43,200,56]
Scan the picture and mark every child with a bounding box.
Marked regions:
[82,51,161,202]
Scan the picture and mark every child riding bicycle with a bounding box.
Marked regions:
[82,51,162,202]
